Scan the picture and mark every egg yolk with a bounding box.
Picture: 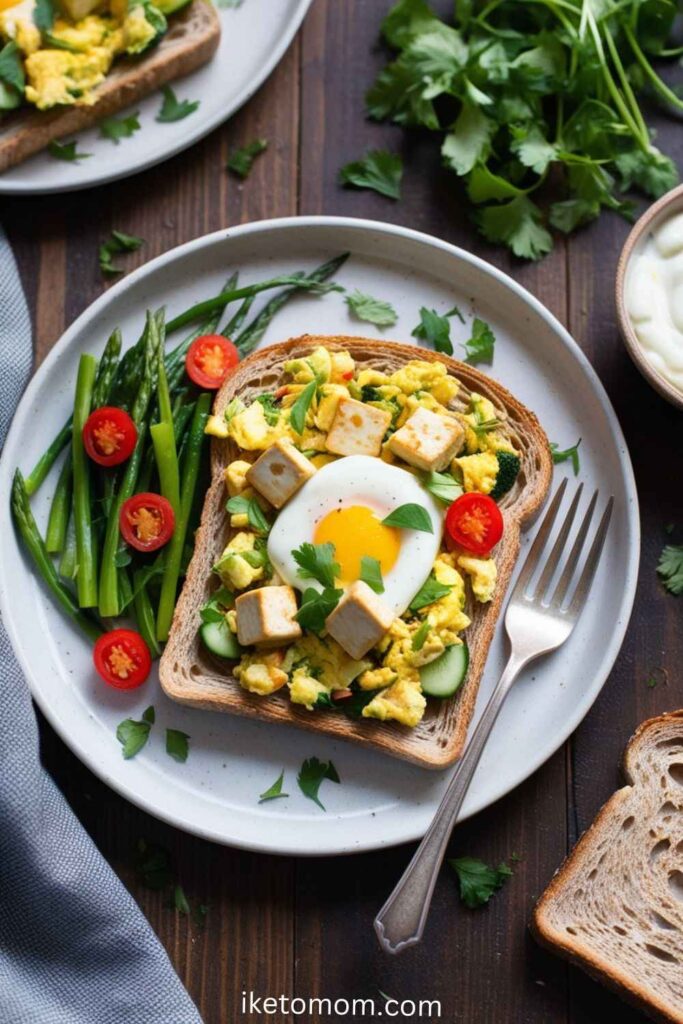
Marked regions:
[313,505,400,583]
[0,0,21,10]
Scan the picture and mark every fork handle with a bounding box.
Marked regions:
[374,652,525,955]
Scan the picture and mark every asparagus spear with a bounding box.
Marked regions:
[72,354,98,608]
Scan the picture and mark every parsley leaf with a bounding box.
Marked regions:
[339,149,403,200]
[295,587,342,634]
[99,112,141,144]
[464,317,496,364]
[227,138,268,178]
[550,438,582,475]
[658,545,683,595]
[411,618,431,651]
[409,573,452,611]
[442,103,496,176]
[48,139,92,162]
[360,555,384,594]
[476,196,553,262]
[382,503,433,533]
[99,229,144,277]
[449,856,513,909]
[156,85,199,123]
[297,757,340,810]
[166,729,190,763]
[292,541,340,588]
[226,494,270,534]
[259,769,289,803]
[345,289,398,327]
[289,378,318,435]
[116,707,154,759]
[411,307,453,354]
[424,470,463,505]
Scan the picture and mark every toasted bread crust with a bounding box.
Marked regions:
[0,0,220,173]
[532,710,683,1024]
[160,335,553,769]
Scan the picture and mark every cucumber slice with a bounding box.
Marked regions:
[419,643,469,698]
[200,619,241,660]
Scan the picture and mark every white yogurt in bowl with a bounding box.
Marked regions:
[625,210,683,397]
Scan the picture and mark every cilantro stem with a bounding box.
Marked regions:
[603,24,649,142]
[622,22,683,113]
[584,8,648,148]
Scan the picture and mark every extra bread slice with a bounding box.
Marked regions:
[0,0,220,173]
[532,711,683,1023]
[160,335,553,769]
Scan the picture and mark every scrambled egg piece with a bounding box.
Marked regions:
[288,669,330,710]
[25,46,113,108]
[284,635,370,693]
[0,1,41,55]
[228,402,286,451]
[362,677,426,728]
[388,360,458,406]
[224,459,251,496]
[234,651,288,696]
[458,554,497,603]
[309,452,336,470]
[452,451,499,494]
[461,393,516,455]
[394,391,457,429]
[358,666,396,691]
[284,346,332,385]
[214,531,264,591]
[122,3,157,53]
[49,15,113,50]
[422,555,470,644]
[330,350,354,382]
[314,384,348,432]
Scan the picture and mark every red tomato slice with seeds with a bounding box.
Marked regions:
[445,493,504,556]
[83,407,137,467]
[185,335,239,390]
[93,629,151,689]
[119,493,175,553]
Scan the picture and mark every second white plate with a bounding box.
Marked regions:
[0,217,639,854]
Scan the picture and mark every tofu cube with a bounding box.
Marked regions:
[325,581,394,660]
[387,406,464,471]
[246,439,316,509]
[325,396,391,458]
[235,586,302,648]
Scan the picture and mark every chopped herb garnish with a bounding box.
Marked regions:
[360,555,384,594]
[345,289,398,327]
[382,503,433,533]
[297,756,340,810]
[658,545,683,595]
[226,494,270,534]
[289,378,318,435]
[411,307,454,355]
[449,856,513,909]
[116,707,154,759]
[424,469,463,505]
[339,149,403,200]
[292,541,339,588]
[48,139,92,163]
[409,573,452,611]
[259,769,289,803]
[99,112,141,144]
[464,318,496,364]
[295,587,342,634]
[411,619,431,651]
[227,138,268,178]
[550,438,582,475]
[99,229,144,277]
[166,729,190,763]
[173,884,190,914]
[157,85,199,123]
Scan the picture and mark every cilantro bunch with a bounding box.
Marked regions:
[366,0,681,259]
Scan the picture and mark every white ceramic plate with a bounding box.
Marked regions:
[0,0,312,194]
[0,217,639,855]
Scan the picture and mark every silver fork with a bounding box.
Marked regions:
[374,479,614,956]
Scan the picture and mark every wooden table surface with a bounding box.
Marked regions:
[3,2,682,1021]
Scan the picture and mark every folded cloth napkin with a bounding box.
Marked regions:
[0,229,203,1024]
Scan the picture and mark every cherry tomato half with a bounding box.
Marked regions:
[83,406,137,467]
[120,492,175,553]
[185,335,239,390]
[445,493,504,556]
[93,629,151,689]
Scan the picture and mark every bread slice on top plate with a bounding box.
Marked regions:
[0,0,219,174]
[160,335,552,769]
[533,711,683,1024]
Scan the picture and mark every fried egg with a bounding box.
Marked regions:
[267,455,443,616]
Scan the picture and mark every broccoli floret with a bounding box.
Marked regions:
[490,451,521,501]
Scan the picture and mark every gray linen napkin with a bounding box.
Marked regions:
[0,229,204,1024]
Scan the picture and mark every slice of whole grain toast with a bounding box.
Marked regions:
[532,710,683,1023]
[0,0,220,173]
[159,335,552,769]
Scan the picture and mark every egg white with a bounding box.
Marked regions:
[267,455,443,617]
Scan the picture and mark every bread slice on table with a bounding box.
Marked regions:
[160,335,552,769]
[533,711,683,1023]
[0,0,220,174]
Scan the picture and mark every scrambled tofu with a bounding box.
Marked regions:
[234,651,288,696]
[0,0,167,110]
[452,451,499,494]
[214,531,265,591]
[362,677,426,728]
[457,554,497,603]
